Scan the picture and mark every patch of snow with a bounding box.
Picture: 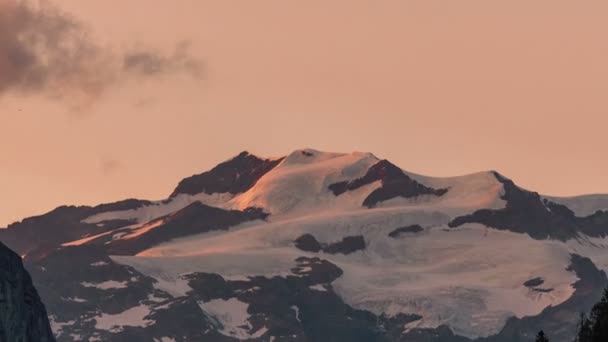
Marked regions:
[148,274,193,298]
[49,316,75,336]
[237,286,261,294]
[295,266,312,273]
[154,338,176,342]
[251,326,269,338]
[147,293,167,303]
[62,229,116,247]
[198,298,254,340]
[291,305,301,322]
[91,261,109,267]
[81,280,128,290]
[309,284,328,292]
[112,232,128,240]
[94,304,153,332]
[62,296,87,303]
[121,219,166,240]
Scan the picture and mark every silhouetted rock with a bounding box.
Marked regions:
[0,242,55,342]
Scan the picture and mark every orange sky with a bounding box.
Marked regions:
[1,0,607,226]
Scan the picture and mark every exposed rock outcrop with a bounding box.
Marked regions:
[329,160,448,208]
[294,234,366,255]
[170,151,283,197]
[449,172,608,240]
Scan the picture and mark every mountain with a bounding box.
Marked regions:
[0,242,55,342]
[1,148,608,342]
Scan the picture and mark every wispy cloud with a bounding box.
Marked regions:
[0,0,203,108]
[123,42,204,79]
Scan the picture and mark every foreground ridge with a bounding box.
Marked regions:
[0,242,55,342]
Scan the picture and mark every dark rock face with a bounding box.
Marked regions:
[0,242,55,342]
[329,160,448,208]
[324,236,366,255]
[388,225,424,238]
[170,151,284,198]
[523,278,553,293]
[89,199,153,214]
[294,234,322,253]
[532,288,554,293]
[524,278,545,287]
[449,172,608,240]
[106,202,269,255]
[523,277,544,288]
[294,234,366,255]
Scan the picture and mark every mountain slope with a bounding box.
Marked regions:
[2,148,608,342]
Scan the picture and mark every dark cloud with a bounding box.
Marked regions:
[123,42,204,78]
[0,0,203,106]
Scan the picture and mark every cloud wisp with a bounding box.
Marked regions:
[123,42,204,79]
[0,0,203,107]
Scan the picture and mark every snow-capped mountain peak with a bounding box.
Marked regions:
[2,149,608,342]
